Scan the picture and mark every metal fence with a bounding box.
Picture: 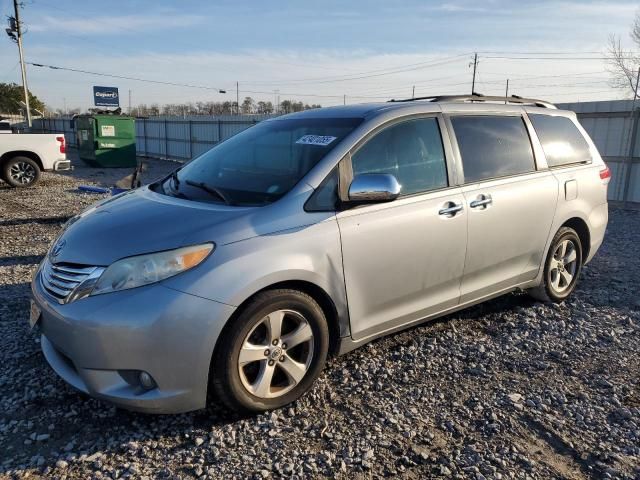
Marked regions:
[33,114,276,161]
[558,100,639,204]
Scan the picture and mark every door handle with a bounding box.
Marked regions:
[470,194,492,208]
[439,202,463,217]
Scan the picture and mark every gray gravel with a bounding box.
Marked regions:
[1,156,639,479]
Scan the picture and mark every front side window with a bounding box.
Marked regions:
[160,117,362,205]
[351,117,448,196]
[451,115,535,183]
[529,114,591,167]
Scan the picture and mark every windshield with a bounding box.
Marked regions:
[157,117,363,206]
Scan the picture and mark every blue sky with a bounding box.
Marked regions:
[0,0,638,110]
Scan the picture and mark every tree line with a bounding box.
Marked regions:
[129,97,321,117]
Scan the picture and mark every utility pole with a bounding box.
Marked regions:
[343,94,346,105]
[504,79,509,104]
[412,85,415,99]
[128,89,132,115]
[470,52,478,95]
[12,0,31,127]
[622,67,640,208]
[236,81,239,115]
[63,97,67,115]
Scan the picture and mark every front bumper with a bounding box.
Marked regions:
[32,273,236,413]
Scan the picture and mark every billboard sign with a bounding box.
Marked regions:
[93,86,119,107]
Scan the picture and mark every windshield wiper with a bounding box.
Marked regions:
[185,180,234,205]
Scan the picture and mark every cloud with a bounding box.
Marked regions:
[436,3,490,13]
[29,13,203,35]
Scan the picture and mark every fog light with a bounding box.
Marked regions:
[139,371,156,390]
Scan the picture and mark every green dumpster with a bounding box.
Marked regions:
[76,115,137,167]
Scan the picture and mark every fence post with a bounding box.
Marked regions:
[622,108,639,207]
[164,118,169,160]
[217,119,222,144]
[188,120,193,160]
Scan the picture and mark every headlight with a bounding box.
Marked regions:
[90,243,214,296]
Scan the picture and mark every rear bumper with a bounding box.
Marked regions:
[53,159,71,171]
[585,202,608,264]
[32,273,236,413]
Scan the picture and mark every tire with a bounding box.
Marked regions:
[529,227,583,303]
[1,156,41,187]
[211,289,329,413]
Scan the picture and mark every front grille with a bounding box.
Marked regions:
[40,258,100,304]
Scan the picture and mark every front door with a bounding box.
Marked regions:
[337,116,467,341]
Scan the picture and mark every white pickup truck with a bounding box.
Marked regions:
[0,132,70,187]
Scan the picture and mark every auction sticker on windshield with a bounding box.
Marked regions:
[296,135,337,146]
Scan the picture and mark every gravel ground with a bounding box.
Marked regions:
[1,155,639,479]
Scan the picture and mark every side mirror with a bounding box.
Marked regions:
[348,173,401,203]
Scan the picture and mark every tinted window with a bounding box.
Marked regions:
[351,118,447,195]
[529,114,591,167]
[164,117,362,206]
[451,116,535,183]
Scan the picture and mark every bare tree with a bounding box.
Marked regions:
[241,97,255,114]
[607,10,640,98]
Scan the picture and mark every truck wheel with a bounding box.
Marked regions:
[211,289,329,413]
[1,156,41,187]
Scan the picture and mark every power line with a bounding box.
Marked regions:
[27,62,229,93]
[478,51,606,55]
[25,61,392,100]
[483,55,630,61]
[237,53,472,85]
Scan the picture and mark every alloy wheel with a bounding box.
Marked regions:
[237,309,314,399]
[550,239,578,293]
[10,161,37,185]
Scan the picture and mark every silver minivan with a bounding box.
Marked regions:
[31,95,610,413]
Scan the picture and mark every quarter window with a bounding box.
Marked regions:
[351,118,448,195]
[451,115,535,183]
[529,114,591,167]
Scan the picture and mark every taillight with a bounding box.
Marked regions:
[56,136,66,154]
[599,165,611,180]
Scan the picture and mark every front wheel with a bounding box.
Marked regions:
[211,289,329,413]
[2,156,41,187]
[529,226,583,303]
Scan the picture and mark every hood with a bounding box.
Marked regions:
[53,188,256,266]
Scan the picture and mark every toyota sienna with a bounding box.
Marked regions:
[30,95,610,413]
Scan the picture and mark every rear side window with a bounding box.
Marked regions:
[451,115,535,183]
[351,117,448,196]
[528,114,591,167]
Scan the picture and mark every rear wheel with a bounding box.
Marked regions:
[211,289,329,412]
[529,227,582,303]
[2,156,41,187]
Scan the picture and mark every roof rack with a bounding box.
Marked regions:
[388,93,557,109]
